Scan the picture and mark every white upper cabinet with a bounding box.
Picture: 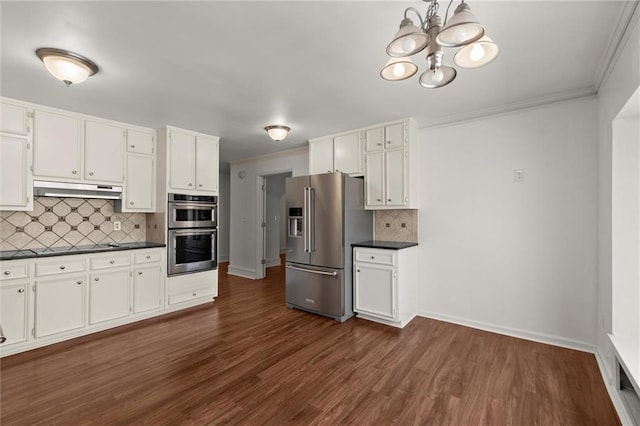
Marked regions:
[163,126,219,195]
[33,109,82,181]
[0,102,29,136]
[124,154,154,211]
[0,136,32,210]
[127,128,154,155]
[84,120,125,183]
[364,118,418,210]
[196,136,219,192]
[308,137,334,175]
[308,131,363,176]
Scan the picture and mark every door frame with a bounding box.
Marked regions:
[255,169,293,279]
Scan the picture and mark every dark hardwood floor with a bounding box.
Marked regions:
[1,262,620,425]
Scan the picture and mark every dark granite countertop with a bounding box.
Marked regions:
[0,242,165,261]
[352,240,418,250]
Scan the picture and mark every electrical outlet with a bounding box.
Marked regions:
[514,169,525,182]
[113,221,121,231]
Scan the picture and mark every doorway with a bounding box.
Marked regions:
[257,171,292,279]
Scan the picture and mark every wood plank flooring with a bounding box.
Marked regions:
[1,262,620,425]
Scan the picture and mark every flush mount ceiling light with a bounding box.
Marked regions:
[381,0,499,88]
[265,125,290,141]
[35,48,99,87]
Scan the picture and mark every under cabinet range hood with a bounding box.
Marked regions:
[33,181,122,199]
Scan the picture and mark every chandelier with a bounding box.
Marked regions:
[380,0,499,88]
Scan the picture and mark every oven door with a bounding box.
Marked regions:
[168,202,217,229]
[168,228,217,276]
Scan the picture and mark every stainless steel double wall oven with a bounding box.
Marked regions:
[167,194,218,276]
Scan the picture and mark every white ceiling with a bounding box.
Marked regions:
[0,1,635,167]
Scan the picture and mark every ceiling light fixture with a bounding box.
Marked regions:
[265,125,290,141]
[381,0,499,88]
[35,48,99,87]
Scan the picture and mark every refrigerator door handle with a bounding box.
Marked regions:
[286,264,338,276]
[303,187,310,253]
[308,187,315,252]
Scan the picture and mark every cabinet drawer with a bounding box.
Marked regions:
[134,250,161,264]
[90,254,131,270]
[36,259,85,276]
[168,288,215,306]
[0,263,29,281]
[355,248,395,265]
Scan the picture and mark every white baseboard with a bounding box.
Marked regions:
[417,310,596,353]
[227,265,256,279]
[595,349,634,425]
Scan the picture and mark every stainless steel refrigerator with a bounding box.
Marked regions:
[285,172,372,322]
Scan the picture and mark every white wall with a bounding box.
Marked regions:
[218,169,231,262]
[228,148,308,278]
[418,97,599,349]
[597,15,640,382]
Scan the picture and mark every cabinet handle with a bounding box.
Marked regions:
[129,201,134,205]
[138,271,143,275]
[188,183,193,187]
[377,198,381,202]
[3,271,10,276]
[356,269,360,272]
[388,199,392,202]
[18,288,25,293]
[377,142,382,146]
[192,292,197,297]
[77,280,82,285]
[95,277,100,281]
[89,172,94,176]
[72,170,77,174]
[371,256,375,259]
[198,184,203,187]
[146,255,151,259]
[59,265,66,270]
[130,144,135,149]
[109,260,115,264]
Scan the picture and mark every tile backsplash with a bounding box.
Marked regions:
[0,197,146,251]
[373,209,418,243]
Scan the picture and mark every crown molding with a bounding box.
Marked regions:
[229,145,308,166]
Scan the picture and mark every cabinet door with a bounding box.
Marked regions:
[364,127,384,152]
[169,130,196,190]
[385,122,406,149]
[308,138,334,175]
[334,131,362,175]
[85,120,125,183]
[385,149,407,207]
[354,261,397,320]
[364,151,384,208]
[0,101,29,135]
[35,274,85,338]
[0,136,31,210]
[127,129,154,155]
[33,110,82,180]
[89,270,130,324]
[0,282,28,345]
[133,265,162,314]
[195,136,219,193]
[125,154,154,211]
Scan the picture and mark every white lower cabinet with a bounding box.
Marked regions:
[35,273,86,338]
[89,270,130,324]
[133,266,162,314]
[0,247,167,357]
[0,281,29,345]
[353,245,418,328]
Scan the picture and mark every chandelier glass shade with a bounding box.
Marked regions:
[36,48,99,86]
[381,0,498,89]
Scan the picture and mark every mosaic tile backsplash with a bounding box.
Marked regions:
[0,197,146,251]
[374,209,418,243]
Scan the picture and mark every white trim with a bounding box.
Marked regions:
[229,146,308,166]
[420,88,597,130]
[595,349,635,426]
[227,265,256,279]
[417,310,596,353]
[596,0,640,93]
